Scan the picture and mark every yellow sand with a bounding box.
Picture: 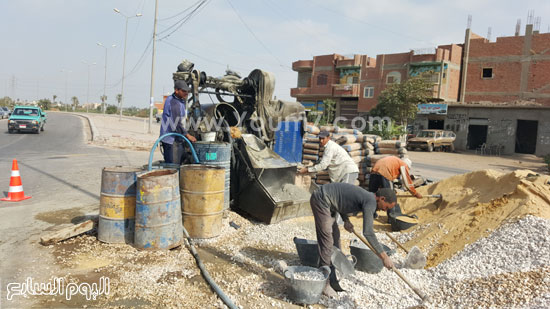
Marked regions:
[399,169,550,267]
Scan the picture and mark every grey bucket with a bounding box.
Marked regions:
[284,265,330,305]
[293,237,319,267]
[350,239,395,273]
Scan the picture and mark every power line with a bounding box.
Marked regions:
[158,0,204,21]
[156,0,210,40]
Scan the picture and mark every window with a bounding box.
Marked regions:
[317,74,327,86]
[482,68,493,79]
[386,71,401,84]
[363,87,374,98]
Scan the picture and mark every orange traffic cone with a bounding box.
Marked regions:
[1,159,31,202]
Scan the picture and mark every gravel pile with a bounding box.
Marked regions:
[319,215,550,308]
[292,270,326,281]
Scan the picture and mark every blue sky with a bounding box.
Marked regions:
[1,0,549,108]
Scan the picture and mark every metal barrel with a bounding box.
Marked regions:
[193,142,231,211]
[98,166,142,244]
[180,164,225,238]
[134,169,183,250]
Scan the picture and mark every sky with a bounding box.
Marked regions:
[1,0,550,108]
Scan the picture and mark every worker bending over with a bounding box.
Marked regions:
[309,183,397,297]
[369,156,422,220]
[299,131,359,184]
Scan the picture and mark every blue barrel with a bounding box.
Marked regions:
[98,166,142,244]
[193,142,231,211]
[134,169,183,250]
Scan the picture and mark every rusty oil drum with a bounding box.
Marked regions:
[98,166,142,244]
[180,164,224,238]
[134,169,183,250]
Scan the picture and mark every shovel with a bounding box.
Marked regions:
[352,230,429,302]
[385,232,426,269]
[397,194,443,208]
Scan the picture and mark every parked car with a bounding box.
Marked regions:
[8,106,47,134]
[1,106,11,117]
[406,129,456,152]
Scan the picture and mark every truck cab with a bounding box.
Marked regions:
[8,106,47,134]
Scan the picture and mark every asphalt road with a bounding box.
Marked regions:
[0,113,151,306]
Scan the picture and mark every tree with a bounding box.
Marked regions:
[71,96,79,110]
[52,94,57,104]
[106,104,117,114]
[371,77,431,126]
[38,98,51,110]
[0,96,14,107]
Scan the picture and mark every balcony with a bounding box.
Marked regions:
[292,60,313,72]
[332,84,360,98]
[336,58,361,69]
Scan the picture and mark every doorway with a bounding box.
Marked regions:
[467,125,488,150]
[428,119,444,129]
[515,120,538,154]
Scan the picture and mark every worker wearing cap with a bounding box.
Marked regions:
[309,183,397,297]
[299,131,359,184]
[160,80,197,164]
[369,156,422,220]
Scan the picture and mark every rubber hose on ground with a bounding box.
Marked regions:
[182,226,238,309]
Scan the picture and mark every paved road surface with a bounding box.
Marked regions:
[0,113,152,306]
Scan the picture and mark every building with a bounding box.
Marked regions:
[290,45,463,120]
[461,24,550,105]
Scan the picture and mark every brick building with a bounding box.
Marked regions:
[461,24,550,105]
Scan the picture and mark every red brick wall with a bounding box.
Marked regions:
[469,36,524,57]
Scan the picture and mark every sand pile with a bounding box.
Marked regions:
[399,169,550,267]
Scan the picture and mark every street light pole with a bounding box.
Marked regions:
[97,42,116,115]
[148,0,159,134]
[82,61,96,113]
[60,69,71,112]
[114,8,142,120]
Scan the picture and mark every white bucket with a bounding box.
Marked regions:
[200,132,217,142]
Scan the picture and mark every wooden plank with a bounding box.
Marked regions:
[40,219,97,245]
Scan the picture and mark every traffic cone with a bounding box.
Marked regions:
[1,159,31,202]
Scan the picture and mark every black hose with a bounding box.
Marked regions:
[182,226,238,309]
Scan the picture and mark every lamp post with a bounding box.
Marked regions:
[60,69,71,112]
[114,8,142,120]
[82,61,96,113]
[97,42,116,115]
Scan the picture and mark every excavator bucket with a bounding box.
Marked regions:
[232,134,311,224]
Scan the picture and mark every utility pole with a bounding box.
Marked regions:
[97,42,116,115]
[82,61,96,113]
[148,0,159,134]
[114,8,142,120]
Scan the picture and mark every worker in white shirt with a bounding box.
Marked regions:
[299,131,359,184]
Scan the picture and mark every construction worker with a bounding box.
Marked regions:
[299,131,359,184]
[369,156,422,220]
[309,183,397,297]
[159,80,197,164]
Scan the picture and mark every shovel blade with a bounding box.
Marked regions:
[404,246,426,269]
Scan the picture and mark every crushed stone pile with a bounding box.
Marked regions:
[398,169,550,267]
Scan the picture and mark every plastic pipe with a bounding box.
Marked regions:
[148,133,199,171]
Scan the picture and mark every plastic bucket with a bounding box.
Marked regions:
[200,132,217,142]
[284,266,330,305]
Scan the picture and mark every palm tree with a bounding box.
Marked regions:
[116,94,122,117]
[100,95,107,114]
[71,96,79,111]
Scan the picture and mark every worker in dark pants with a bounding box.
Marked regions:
[309,183,397,297]
[369,156,422,221]
[159,80,197,164]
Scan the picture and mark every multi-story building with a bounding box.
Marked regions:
[290,45,463,120]
[461,24,550,105]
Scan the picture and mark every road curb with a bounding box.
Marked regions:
[73,113,98,142]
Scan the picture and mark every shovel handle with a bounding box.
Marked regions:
[385,232,409,254]
[352,230,428,302]
[396,194,441,199]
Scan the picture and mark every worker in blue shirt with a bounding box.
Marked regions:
[160,80,197,164]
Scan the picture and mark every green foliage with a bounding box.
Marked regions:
[544,154,550,174]
[0,96,14,107]
[106,104,117,114]
[371,77,431,125]
[321,99,336,125]
[71,96,79,109]
[365,121,406,140]
[116,94,122,104]
[38,98,52,110]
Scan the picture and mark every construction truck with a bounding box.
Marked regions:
[173,60,310,224]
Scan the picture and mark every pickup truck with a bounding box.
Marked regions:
[8,106,47,134]
[406,129,455,152]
